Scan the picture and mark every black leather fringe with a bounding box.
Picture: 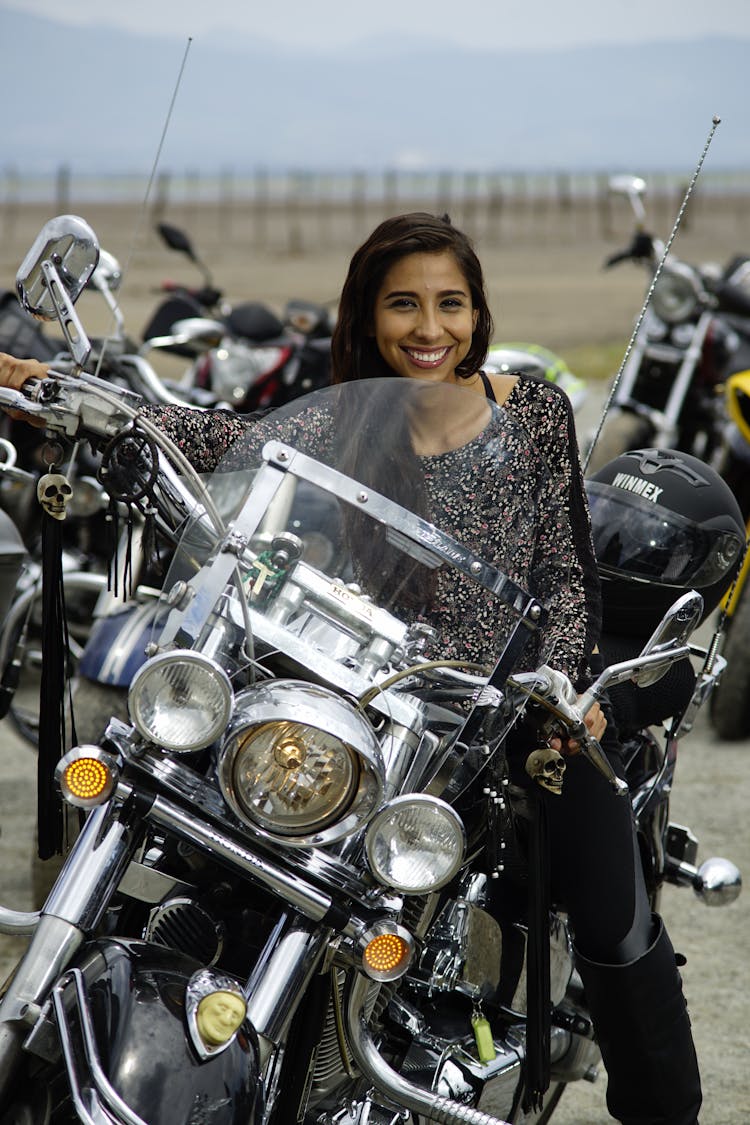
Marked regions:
[523,790,551,1112]
[37,511,68,859]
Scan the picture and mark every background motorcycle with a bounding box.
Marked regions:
[708,367,750,740]
[585,174,750,472]
[141,220,335,411]
[0,249,223,748]
[0,215,741,1125]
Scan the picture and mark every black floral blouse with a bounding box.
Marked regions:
[140,375,601,687]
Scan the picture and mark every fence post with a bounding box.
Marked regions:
[436,170,453,219]
[55,165,71,213]
[352,170,366,241]
[287,170,305,255]
[151,171,171,226]
[255,168,269,251]
[486,173,503,246]
[384,169,398,223]
[218,168,234,242]
[1,166,21,247]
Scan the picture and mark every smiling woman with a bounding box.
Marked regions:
[331,212,494,386]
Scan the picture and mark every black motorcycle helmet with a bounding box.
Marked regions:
[586,448,745,636]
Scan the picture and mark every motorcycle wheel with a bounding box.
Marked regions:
[585,411,652,475]
[709,587,750,740]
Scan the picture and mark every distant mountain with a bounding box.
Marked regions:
[1,9,747,173]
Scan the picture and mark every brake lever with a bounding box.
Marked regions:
[524,666,629,797]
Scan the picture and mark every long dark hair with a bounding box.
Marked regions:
[331,212,493,385]
[330,214,494,610]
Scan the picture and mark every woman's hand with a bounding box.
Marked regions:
[549,697,607,756]
[0,352,50,424]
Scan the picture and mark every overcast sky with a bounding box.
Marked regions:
[2,0,749,51]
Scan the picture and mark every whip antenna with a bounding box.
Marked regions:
[583,115,721,473]
[92,36,193,376]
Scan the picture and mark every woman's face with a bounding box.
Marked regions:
[371,250,478,384]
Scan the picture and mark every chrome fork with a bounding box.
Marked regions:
[0,802,139,1101]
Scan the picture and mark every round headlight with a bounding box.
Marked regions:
[129,650,233,752]
[651,266,701,324]
[365,795,466,894]
[219,680,384,846]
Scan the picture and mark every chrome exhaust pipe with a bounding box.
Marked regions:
[345,972,512,1125]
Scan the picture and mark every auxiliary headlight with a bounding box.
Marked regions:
[651,266,701,324]
[218,680,384,847]
[56,745,119,808]
[128,650,233,752]
[365,794,466,894]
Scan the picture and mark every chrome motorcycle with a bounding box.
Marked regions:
[586,174,750,472]
[0,217,740,1125]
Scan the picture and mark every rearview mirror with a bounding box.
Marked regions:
[608,174,647,226]
[15,215,99,368]
[635,590,704,686]
[16,215,99,320]
[157,222,195,258]
[91,248,123,294]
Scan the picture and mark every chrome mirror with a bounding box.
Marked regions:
[609,173,646,197]
[589,591,703,699]
[608,174,647,226]
[91,248,123,294]
[15,215,99,368]
[636,590,704,685]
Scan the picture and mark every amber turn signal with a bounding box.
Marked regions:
[361,923,414,982]
[55,746,119,808]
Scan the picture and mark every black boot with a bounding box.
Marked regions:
[575,916,702,1125]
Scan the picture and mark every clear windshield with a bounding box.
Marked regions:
[152,380,555,697]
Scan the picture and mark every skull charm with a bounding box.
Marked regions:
[37,472,73,521]
[525,746,566,795]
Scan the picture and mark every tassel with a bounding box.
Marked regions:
[523,789,551,1112]
[106,498,119,597]
[36,501,67,859]
[142,506,163,577]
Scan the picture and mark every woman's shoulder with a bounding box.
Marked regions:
[502,371,573,430]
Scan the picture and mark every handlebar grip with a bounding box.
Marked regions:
[579,734,629,796]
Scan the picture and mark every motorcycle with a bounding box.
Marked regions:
[0,215,741,1125]
[708,367,750,739]
[141,220,334,412]
[585,174,750,472]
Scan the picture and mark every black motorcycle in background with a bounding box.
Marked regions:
[585,174,750,472]
[140,221,334,411]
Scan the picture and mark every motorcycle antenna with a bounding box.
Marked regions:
[91,36,194,378]
[583,115,722,473]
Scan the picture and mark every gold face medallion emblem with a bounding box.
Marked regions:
[186,970,248,1059]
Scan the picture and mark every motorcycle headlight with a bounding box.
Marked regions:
[651,265,702,324]
[218,680,384,847]
[365,795,466,894]
[128,650,233,752]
